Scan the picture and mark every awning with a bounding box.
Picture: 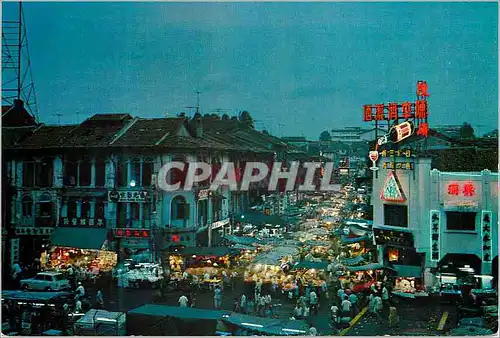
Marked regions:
[341,255,366,266]
[177,246,235,257]
[223,235,261,246]
[51,227,109,250]
[128,304,230,321]
[292,261,328,270]
[341,234,370,244]
[232,244,256,251]
[346,263,391,272]
[2,291,72,302]
[393,265,422,278]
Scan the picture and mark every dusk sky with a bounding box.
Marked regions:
[2,2,498,139]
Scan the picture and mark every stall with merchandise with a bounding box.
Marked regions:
[122,261,164,288]
[392,276,427,298]
[43,227,117,280]
[290,261,328,287]
[41,247,117,280]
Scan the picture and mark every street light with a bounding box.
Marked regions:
[129,180,136,187]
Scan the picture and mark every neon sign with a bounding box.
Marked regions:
[380,171,406,202]
[447,182,476,197]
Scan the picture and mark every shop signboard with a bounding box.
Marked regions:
[373,228,414,247]
[211,218,230,230]
[15,227,54,236]
[10,238,20,266]
[114,228,150,239]
[59,217,106,228]
[442,180,481,210]
[197,189,211,200]
[107,190,150,203]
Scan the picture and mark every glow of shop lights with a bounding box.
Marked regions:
[129,180,136,187]
[282,329,306,334]
[96,318,117,322]
[242,323,263,328]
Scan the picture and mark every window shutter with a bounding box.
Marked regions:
[184,203,190,219]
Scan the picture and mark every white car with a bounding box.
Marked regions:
[20,272,71,291]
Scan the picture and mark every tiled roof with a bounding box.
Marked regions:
[111,118,185,147]
[2,126,38,148]
[13,125,76,149]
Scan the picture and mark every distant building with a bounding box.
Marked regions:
[433,125,462,138]
[330,127,386,143]
[281,136,309,153]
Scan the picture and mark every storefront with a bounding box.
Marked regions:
[43,227,117,278]
[114,228,151,262]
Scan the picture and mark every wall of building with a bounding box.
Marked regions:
[372,156,498,275]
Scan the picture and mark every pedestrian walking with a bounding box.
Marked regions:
[381,286,390,309]
[95,289,104,309]
[337,287,345,304]
[190,291,197,307]
[233,297,241,312]
[330,304,339,325]
[240,293,247,314]
[247,298,255,316]
[178,294,189,307]
[341,295,352,321]
[214,285,222,309]
[231,271,238,290]
[349,292,358,317]
[309,290,318,316]
[293,304,304,319]
[76,282,85,298]
[388,306,399,328]
[259,293,266,317]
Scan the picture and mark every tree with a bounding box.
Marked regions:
[459,122,475,139]
[239,111,255,129]
[319,130,331,142]
[221,114,230,120]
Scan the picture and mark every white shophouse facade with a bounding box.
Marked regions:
[372,157,498,275]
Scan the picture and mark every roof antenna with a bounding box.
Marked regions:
[53,113,62,125]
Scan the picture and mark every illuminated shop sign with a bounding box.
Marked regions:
[114,228,150,238]
[442,181,481,210]
[374,228,414,247]
[382,162,414,170]
[59,217,106,228]
[430,210,441,261]
[197,189,211,200]
[481,211,492,262]
[380,171,406,202]
[108,190,151,203]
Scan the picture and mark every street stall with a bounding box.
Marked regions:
[1,291,74,335]
[42,228,117,281]
[73,309,126,336]
[343,263,394,293]
[217,313,309,336]
[162,247,236,290]
[127,304,230,336]
[391,265,427,299]
[120,261,164,289]
[290,261,328,287]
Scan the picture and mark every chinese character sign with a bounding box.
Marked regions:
[443,181,480,208]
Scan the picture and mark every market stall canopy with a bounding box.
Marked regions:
[222,313,309,336]
[223,235,262,246]
[292,261,328,270]
[346,263,390,272]
[2,291,72,303]
[341,234,370,244]
[74,309,126,334]
[50,227,110,250]
[393,265,422,278]
[128,304,230,321]
[178,247,235,257]
[341,255,366,266]
[232,244,257,251]
[236,211,285,225]
[308,228,329,236]
[253,247,299,265]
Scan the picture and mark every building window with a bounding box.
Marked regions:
[79,159,92,187]
[384,204,408,227]
[116,203,127,226]
[116,161,128,187]
[64,159,78,186]
[23,162,35,187]
[142,161,153,186]
[37,202,54,227]
[446,212,476,231]
[66,198,78,219]
[35,160,54,187]
[144,203,152,224]
[95,198,105,219]
[172,196,189,220]
[131,203,140,221]
[81,198,91,218]
[22,196,33,217]
[130,160,141,187]
[95,159,106,187]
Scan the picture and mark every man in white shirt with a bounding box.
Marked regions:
[240,294,247,314]
[341,296,352,319]
[182,271,189,280]
[76,282,85,298]
[178,294,189,307]
[309,290,318,315]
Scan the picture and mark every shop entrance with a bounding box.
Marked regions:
[438,253,482,274]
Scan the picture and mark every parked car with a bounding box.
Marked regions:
[20,272,71,291]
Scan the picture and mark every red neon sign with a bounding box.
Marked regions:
[388,103,398,120]
[401,102,412,119]
[172,235,180,243]
[363,105,373,122]
[416,122,429,137]
[447,182,476,197]
[416,81,430,97]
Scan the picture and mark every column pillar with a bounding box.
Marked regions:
[90,158,96,188]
